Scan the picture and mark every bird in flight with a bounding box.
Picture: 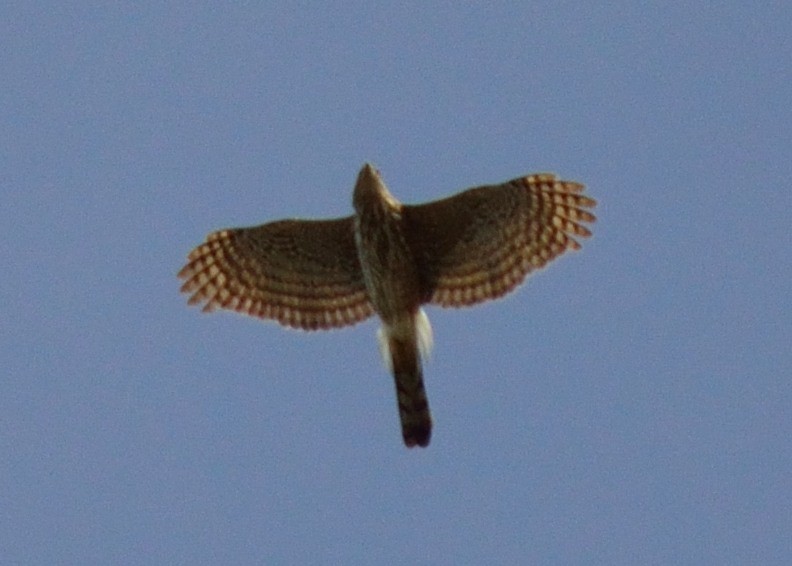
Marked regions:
[178,164,596,448]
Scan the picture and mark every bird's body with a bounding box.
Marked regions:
[352,165,432,446]
[179,163,596,447]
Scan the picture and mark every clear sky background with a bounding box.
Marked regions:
[2,3,791,564]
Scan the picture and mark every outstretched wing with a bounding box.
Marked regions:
[402,174,596,308]
[178,217,374,330]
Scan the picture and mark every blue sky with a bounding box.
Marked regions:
[2,3,791,564]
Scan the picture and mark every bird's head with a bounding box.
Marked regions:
[353,163,401,215]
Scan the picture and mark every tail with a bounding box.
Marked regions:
[389,336,431,447]
[378,310,433,448]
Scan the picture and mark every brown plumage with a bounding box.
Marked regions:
[179,163,596,447]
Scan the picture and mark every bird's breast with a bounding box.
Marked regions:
[354,211,421,323]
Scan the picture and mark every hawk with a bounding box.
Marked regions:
[178,164,596,447]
